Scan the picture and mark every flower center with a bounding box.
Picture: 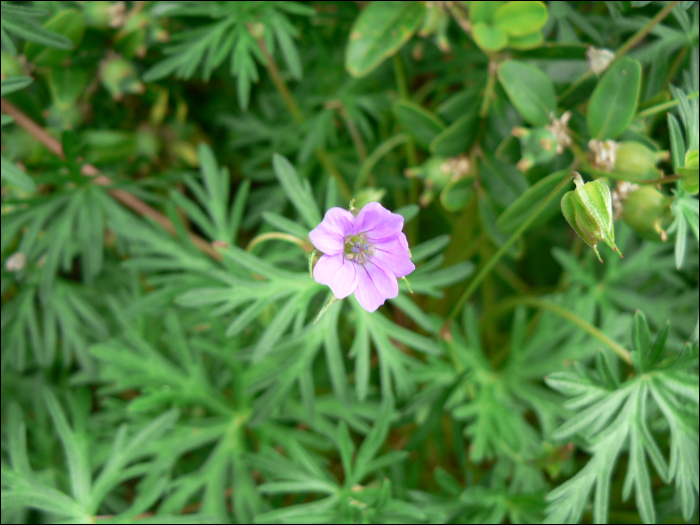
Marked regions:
[344,233,375,264]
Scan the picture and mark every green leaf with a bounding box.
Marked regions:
[23,9,84,66]
[48,68,90,108]
[1,156,36,192]
[440,177,474,212]
[43,389,92,508]
[587,57,641,140]
[430,110,480,157]
[0,76,33,96]
[667,113,685,172]
[632,311,651,371]
[345,1,426,77]
[272,153,322,230]
[1,8,72,51]
[507,31,544,50]
[498,60,556,126]
[497,170,568,233]
[470,2,506,24]
[493,1,548,37]
[393,100,446,149]
[472,22,507,52]
[336,421,355,486]
[1,489,88,519]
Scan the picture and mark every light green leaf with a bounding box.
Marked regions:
[493,1,548,37]
[345,1,426,77]
[472,22,507,51]
[498,60,556,126]
[43,389,92,508]
[0,76,33,96]
[1,156,36,192]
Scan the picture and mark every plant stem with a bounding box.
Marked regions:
[393,54,419,208]
[488,296,633,365]
[615,1,680,59]
[255,34,352,200]
[445,173,573,324]
[635,90,699,119]
[479,61,499,118]
[247,232,312,253]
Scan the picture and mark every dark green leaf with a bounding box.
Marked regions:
[345,1,425,77]
[498,60,556,126]
[587,57,641,139]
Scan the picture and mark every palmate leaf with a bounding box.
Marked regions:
[169,144,250,245]
[0,2,72,56]
[249,404,418,524]
[2,394,180,521]
[545,314,699,524]
[0,279,109,372]
[143,2,309,109]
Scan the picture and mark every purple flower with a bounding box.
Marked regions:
[309,202,415,312]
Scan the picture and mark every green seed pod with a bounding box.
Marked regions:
[678,149,699,195]
[622,186,674,241]
[613,141,665,182]
[561,173,623,262]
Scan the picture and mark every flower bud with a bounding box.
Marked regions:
[621,186,673,241]
[613,141,666,182]
[561,173,622,262]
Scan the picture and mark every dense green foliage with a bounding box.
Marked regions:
[1,1,698,524]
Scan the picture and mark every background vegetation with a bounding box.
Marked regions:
[1,1,698,523]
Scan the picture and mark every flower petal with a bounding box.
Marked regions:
[313,254,359,299]
[371,233,415,278]
[355,202,404,243]
[309,207,356,255]
[353,259,398,312]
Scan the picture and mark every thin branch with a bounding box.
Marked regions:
[1,97,222,262]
